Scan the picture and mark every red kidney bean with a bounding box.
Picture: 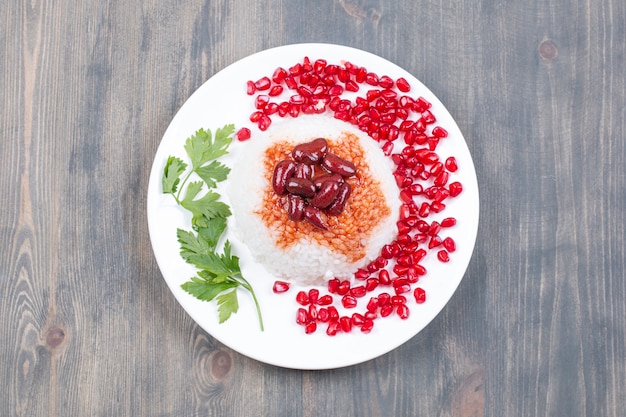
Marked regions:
[294,162,313,179]
[310,180,340,209]
[287,194,305,221]
[313,173,343,190]
[291,138,328,164]
[326,182,352,215]
[285,178,316,198]
[321,153,357,177]
[272,160,296,195]
[303,206,328,230]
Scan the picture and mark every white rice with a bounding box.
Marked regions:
[227,115,400,286]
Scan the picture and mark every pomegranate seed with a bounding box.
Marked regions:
[351,313,366,326]
[437,250,450,262]
[235,127,251,141]
[414,287,426,304]
[393,263,409,276]
[337,280,351,295]
[264,102,279,115]
[313,59,327,73]
[289,63,302,76]
[317,294,333,306]
[350,285,367,298]
[414,264,427,276]
[355,67,367,83]
[428,221,441,236]
[391,295,407,305]
[318,307,330,322]
[441,217,457,227]
[249,111,263,123]
[255,94,270,109]
[430,201,445,213]
[257,115,271,131]
[396,304,410,319]
[366,72,379,86]
[328,306,339,320]
[361,319,375,333]
[327,278,340,293]
[449,181,463,197]
[308,304,318,320]
[378,75,395,88]
[296,291,309,305]
[365,277,379,292]
[396,77,411,92]
[432,126,448,138]
[296,308,308,325]
[284,75,298,90]
[367,297,379,312]
[445,156,458,172]
[268,85,284,97]
[345,80,359,92]
[428,235,443,249]
[254,76,271,90]
[342,294,358,308]
[394,284,411,295]
[354,268,370,280]
[246,80,257,95]
[382,141,394,156]
[418,202,430,218]
[288,103,300,117]
[326,320,340,336]
[324,64,339,75]
[304,321,317,334]
[443,237,456,252]
[379,269,391,285]
[380,304,393,317]
[272,280,290,293]
[378,292,391,306]
[406,267,419,283]
[340,316,353,332]
[308,288,319,304]
[272,67,288,83]
[416,97,431,111]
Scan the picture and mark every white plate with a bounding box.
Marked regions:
[147,43,479,369]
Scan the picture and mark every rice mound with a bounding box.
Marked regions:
[228,115,399,286]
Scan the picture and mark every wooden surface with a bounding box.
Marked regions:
[2,0,625,416]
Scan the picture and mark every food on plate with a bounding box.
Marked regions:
[228,117,399,286]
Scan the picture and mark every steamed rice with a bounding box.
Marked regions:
[227,115,400,286]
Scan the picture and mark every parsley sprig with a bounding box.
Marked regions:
[162,125,264,330]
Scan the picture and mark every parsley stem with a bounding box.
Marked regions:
[175,169,194,203]
[238,276,264,331]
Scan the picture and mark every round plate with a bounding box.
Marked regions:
[147,43,479,369]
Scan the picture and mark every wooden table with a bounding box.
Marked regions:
[2,1,624,415]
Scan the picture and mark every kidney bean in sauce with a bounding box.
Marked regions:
[313,173,343,190]
[287,194,305,221]
[310,180,340,209]
[321,153,357,177]
[272,160,296,195]
[285,178,316,198]
[270,137,357,229]
[293,162,313,179]
[326,182,352,216]
[291,138,328,164]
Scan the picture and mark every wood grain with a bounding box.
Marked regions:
[1,0,624,416]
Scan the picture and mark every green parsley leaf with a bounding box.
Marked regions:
[216,290,239,323]
[177,228,210,262]
[181,184,231,228]
[195,160,231,188]
[196,217,227,250]
[181,276,238,302]
[162,156,187,194]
